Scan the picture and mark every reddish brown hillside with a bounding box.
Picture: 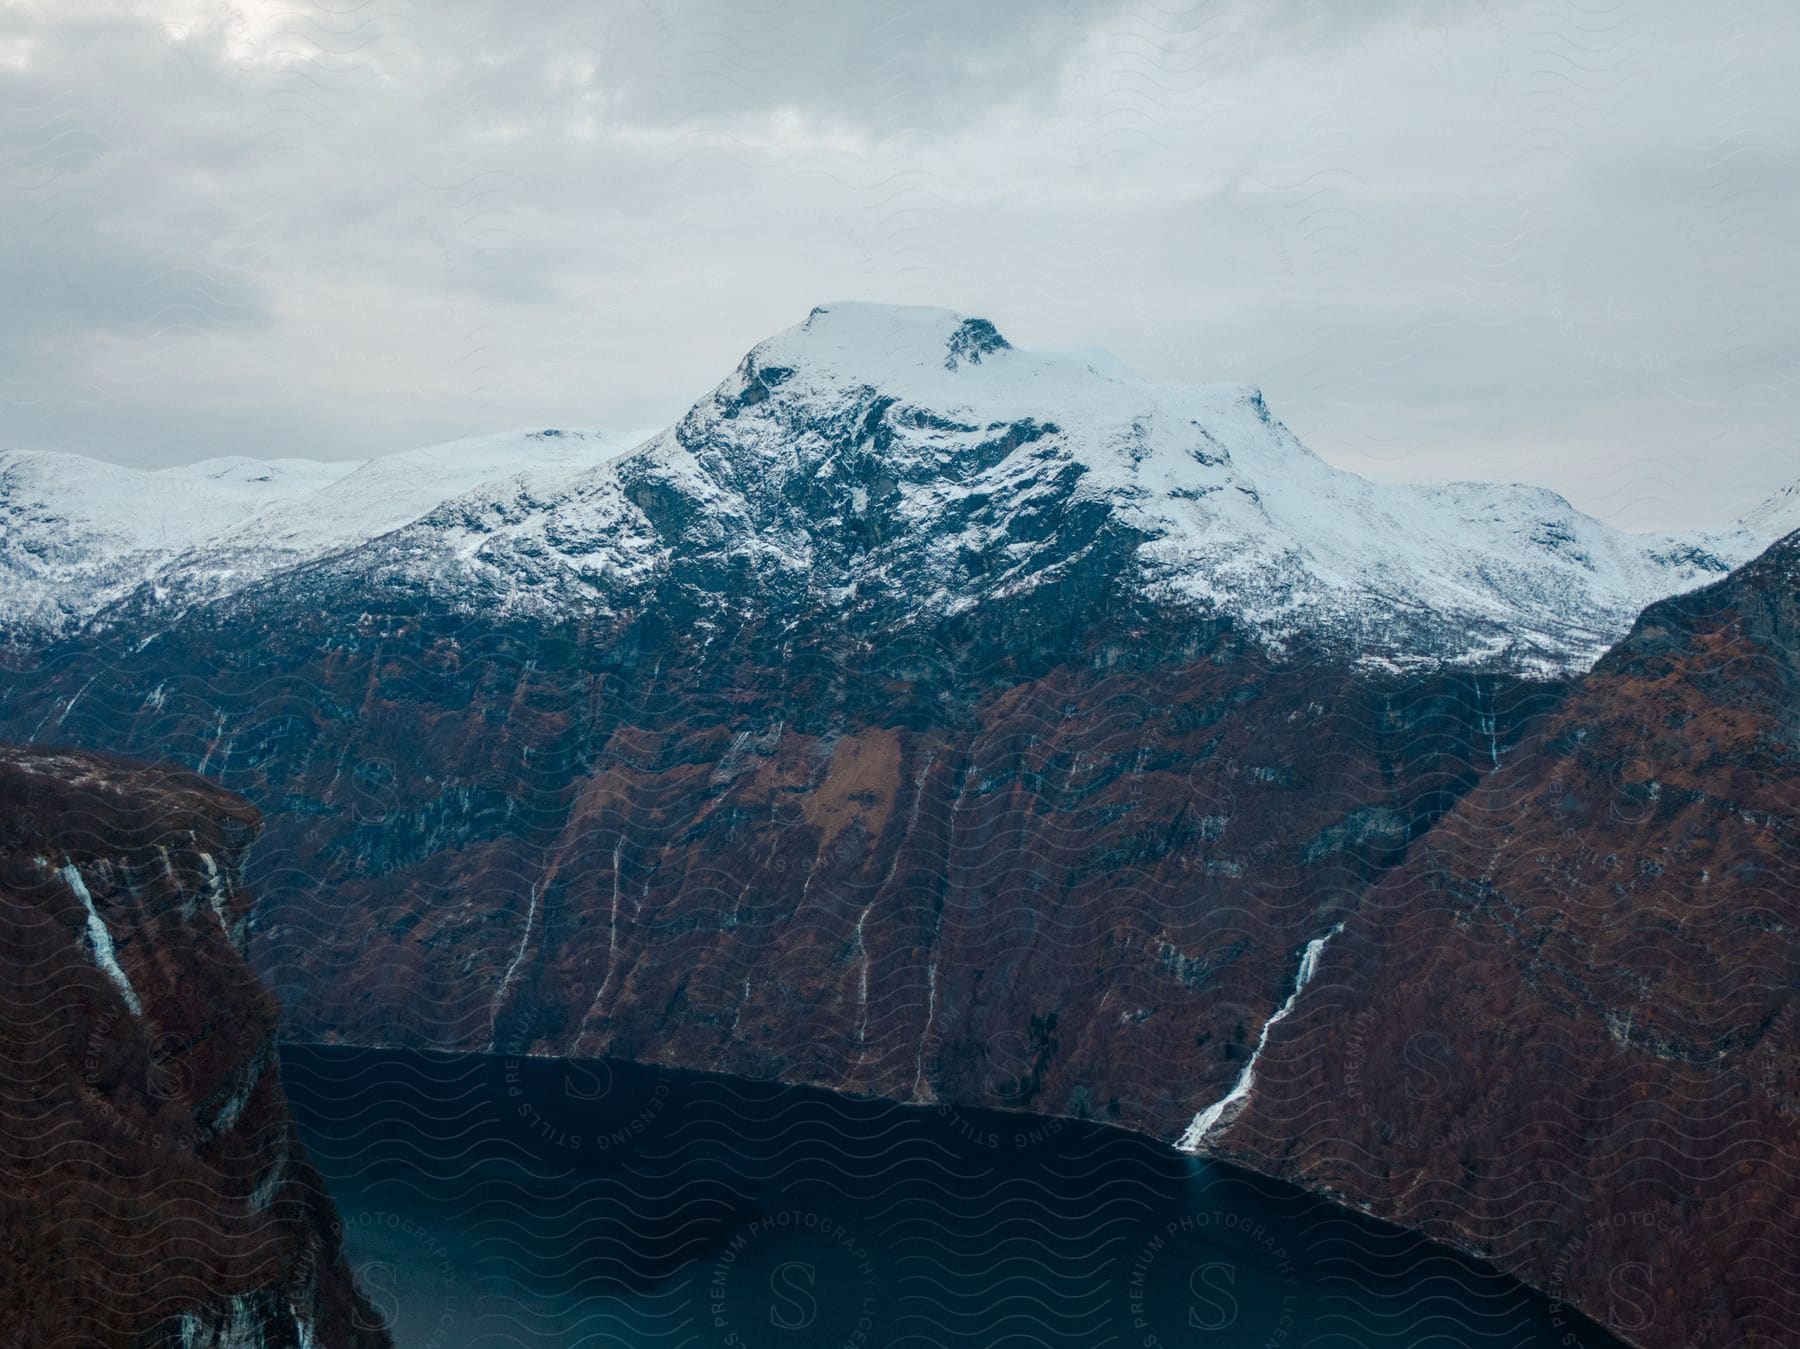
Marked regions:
[1215,536,1800,1348]
[0,746,387,1348]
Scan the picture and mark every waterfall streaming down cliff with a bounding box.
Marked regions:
[1175,921,1345,1152]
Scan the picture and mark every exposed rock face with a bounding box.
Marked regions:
[1213,534,1800,1349]
[0,746,387,1348]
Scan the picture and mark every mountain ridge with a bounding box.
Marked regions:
[0,427,644,642]
[6,302,1794,672]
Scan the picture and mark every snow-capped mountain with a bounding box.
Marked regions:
[0,427,644,640]
[300,303,1794,671]
[4,303,1793,670]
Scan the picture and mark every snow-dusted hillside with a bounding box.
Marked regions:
[0,428,644,639]
[0,452,346,638]
[4,303,1793,670]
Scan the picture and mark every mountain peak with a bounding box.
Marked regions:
[758,302,1022,388]
[944,316,1011,369]
[798,300,995,344]
[577,306,1774,670]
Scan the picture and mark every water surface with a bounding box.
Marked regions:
[282,1045,1622,1349]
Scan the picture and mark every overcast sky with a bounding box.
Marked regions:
[2,0,1795,530]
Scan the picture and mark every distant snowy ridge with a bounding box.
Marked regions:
[4,303,1794,671]
[0,427,646,639]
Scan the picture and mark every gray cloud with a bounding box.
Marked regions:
[0,0,1794,530]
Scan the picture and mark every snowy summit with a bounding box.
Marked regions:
[3,302,1793,671]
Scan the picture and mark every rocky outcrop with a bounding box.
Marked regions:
[0,746,387,1348]
[1211,534,1800,1348]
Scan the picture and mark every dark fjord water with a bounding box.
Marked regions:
[282,1045,1622,1349]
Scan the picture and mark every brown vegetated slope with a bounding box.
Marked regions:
[1215,536,1800,1349]
[267,625,1540,1144]
[0,746,387,1348]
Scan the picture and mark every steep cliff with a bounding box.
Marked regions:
[1210,534,1800,1348]
[0,746,387,1348]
